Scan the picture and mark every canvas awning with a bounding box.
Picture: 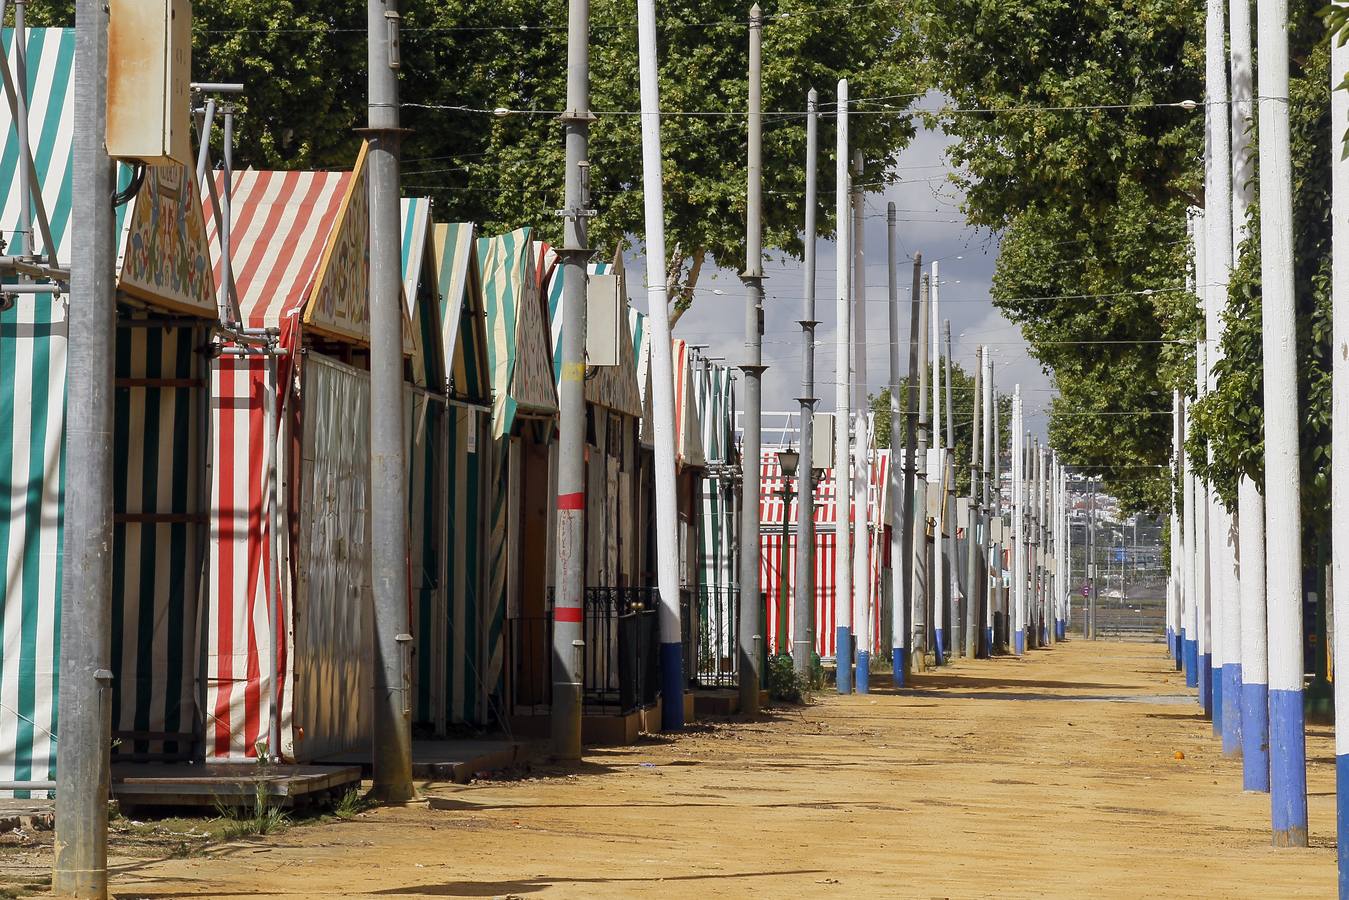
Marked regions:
[478,227,558,437]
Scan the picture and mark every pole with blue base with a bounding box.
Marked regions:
[887,203,911,687]
[1012,389,1026,656]
[850,150,870,695]
[832,79,853,696]
[1329,1,1348,876]
[1257,0,1307,844]
[635,0,687,731]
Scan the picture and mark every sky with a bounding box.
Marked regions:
[623,102,1057,443]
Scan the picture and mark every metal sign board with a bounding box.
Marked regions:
[813,414,835,469]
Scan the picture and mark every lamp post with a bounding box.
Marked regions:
[777,447,801,656]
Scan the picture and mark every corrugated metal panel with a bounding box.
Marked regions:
[478,228,557,437]
[111,324,207,761]
[292,354,371,760]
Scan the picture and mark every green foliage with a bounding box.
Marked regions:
[765,652,808,703]
[870,364,1011,496]
[1188,5,1332,547]
[28,0,921,319]
[919,0,1204,515]
[333,787,371,820]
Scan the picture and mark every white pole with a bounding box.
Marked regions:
[1170,389,1184,668]
[833,79,853,693]
[1193,212,1212,716]
[635,0,684,729]
[1331,0,1349,861]
[1205,0,1235,741]
[931,261,945,661]
[1182,390,1199,687]
[982,352,995,651]
[1257,0,1307,845]
[851,151,871,692]
[1232,0,1268,791]
[1012,387,1025,654]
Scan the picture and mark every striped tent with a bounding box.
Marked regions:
[692,355,736,677]
[2,27,217,793]
[479,229,557,713]
[479,228,557,439]
[203,149,374,762]
[404,214,495,731]
[759,447,891,659]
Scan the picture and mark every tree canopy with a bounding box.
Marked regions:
[22,0,925,324]
[918,0,1204,515]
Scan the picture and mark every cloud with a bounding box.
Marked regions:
[622,100,1056,441]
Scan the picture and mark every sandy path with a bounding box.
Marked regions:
[106,641,1336,898]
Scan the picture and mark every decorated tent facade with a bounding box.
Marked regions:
[202,146,382,762]
[478,228,558,713]
[403,204,495,732]
[758,446,890,660]
[1,26,220,791]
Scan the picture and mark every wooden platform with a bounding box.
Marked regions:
[321,738,534,783]
[110,762,361,810]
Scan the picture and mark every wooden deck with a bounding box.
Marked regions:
[110,762,361,810]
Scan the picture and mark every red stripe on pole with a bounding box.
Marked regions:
[554,606,583,623]
[557,492,584,510]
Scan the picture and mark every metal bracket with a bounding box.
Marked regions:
[558,108,598,124]
[555,206,597,220]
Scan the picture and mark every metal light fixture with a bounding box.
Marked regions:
[777,446,800,478]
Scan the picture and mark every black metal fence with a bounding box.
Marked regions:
[694,585,740,687]
[510,587,664,716]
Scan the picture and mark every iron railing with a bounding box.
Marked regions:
[511,586,664,715]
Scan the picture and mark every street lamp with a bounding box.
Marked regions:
[776,447,800,656]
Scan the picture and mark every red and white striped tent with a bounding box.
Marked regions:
[759,446,890,659]
[202,144,402,762]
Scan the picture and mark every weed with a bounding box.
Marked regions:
[333,788,370,820]
[212,743,290,839]
[766,653,810,704]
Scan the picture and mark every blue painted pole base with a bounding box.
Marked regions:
[1175,628,1185,670]
[1184,639,1197,686]
[836,626,852,694]
[1268,687,1308,847]
[984,627,993,658]
[1198,654,1212,717]
[1056,619,1066,641]
[935,629,946,666]
[1241,681,1270,792]
[1221,663,1242,757]
[1336,754,1349,895]
[1040,624,1048,646]
[892,648,905,687]
[1014,629,1025,656]
[1166,627,1175,657]
[856,651,870,694]
[660,641,684,732]
[1211,666,1222,736]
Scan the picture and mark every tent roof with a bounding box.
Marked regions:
[478,227,558,436]
[433,222,491,405]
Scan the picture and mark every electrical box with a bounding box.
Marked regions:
[106,0,192,166]
[988,518,1004,543]
[585,273,621,367]
[812,414,834,469]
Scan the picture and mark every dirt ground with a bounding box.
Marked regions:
[3,640,1338,898]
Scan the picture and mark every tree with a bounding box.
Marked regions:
[1189,2,1331,550]
[870,361,1011,497]
[918,0,1204,515]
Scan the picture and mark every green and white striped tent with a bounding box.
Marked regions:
[401,205,495,729]
[478,229,557,712]
[2,27,218,793]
